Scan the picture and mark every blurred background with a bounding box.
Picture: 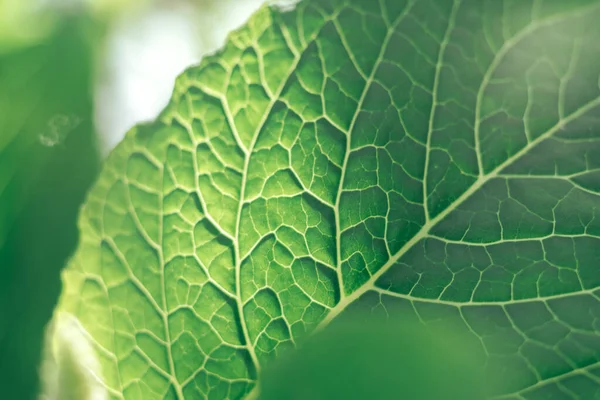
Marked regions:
[0,0,280,397]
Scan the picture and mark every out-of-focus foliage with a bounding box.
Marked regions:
[0,0,55,52]
[0,15,100,399]
[260,313,486,400]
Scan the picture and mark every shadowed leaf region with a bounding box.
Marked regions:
[56,0,600,399]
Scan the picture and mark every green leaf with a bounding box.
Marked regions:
[259,313,488,400]
[55,0,600,398]
[0,0,55,52]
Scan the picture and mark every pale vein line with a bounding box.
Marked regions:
[497,174,600,199]
[499,172,600,179]
[200,84,250,156]
[233,7,343,383]
[372,286,600,307]
[331,18,369,81]
[558,38,582,120]
[122,156,184,396]
[97,188,126,397]
[429,232,600,246]
[332,0,416,300]
[173,113,237,243]
[423,0,460,223]
[104,238,164,318]
[500,360,600,399]
[157,161,184,398]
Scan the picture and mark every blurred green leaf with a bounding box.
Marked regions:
[0,16,100,399]
[259,313,486,400]
[0,0,56,52]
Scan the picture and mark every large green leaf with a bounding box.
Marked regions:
[56,0,600,398]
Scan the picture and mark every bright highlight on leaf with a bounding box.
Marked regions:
[54,0,600,398]
[39,313,107,400]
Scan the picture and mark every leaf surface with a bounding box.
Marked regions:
[57,0,600,398]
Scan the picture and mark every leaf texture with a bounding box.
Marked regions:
[57,0,600,398]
